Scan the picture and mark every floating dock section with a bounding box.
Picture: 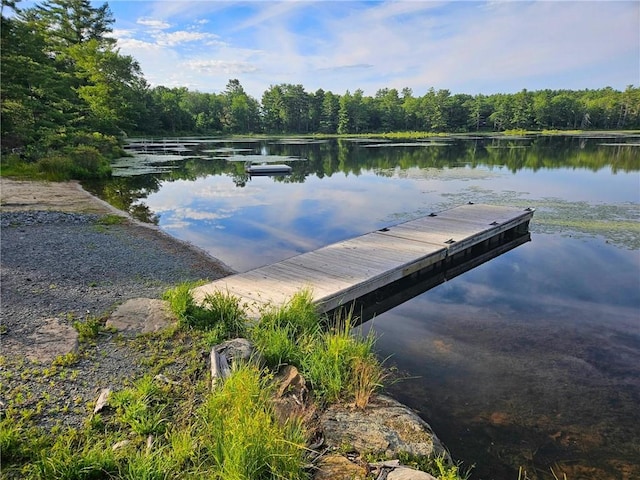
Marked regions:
[192,203,534,318]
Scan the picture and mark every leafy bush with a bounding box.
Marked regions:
[36,155,76,181]
[70,131,126,158]
[34,145,111,180]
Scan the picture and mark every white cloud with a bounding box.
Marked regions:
[156,30,222,47]
[136,18,171,30]
[110,28,134,39]
[111,1,639,98]
[184,60,258,75]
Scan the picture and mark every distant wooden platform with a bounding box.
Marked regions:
[192,204,534,317]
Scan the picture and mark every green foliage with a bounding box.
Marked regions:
[397,452,472,480]
[251,289,319,368]
[33,437,119,480]
[96,214,126,225]
[251,291,384,407]
[1,0,139,175]
[111,376,169,435]
[0,420,48,468]
[0,154,42,178]
[72,316,103,342]
[197,363,307,479]
[52,352,80,367]
[301,315,382,406]
[163,284,246,341]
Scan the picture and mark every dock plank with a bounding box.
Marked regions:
[191,204,534,317]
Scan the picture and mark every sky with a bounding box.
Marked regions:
[80,1,640,98]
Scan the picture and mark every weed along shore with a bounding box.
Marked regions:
[0,179,467,480]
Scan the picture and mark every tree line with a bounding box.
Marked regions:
[2,0,639,175]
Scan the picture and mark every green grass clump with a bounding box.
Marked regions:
[301,315,383,406]
[397,451,472,480]
[197,363,307,479]
[251,289,319,368]
[32,431,119,480]
[72,316,104,343]
[111,375,170,436]
[252,291,384,407]
[96,214,126,225]
[164,283,246,342]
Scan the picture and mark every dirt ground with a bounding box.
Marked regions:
[0,178,117,214]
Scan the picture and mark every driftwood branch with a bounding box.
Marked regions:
[210,347,231,390]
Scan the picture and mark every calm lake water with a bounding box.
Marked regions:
[89,135,640,480]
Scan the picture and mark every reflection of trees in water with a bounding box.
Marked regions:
[84,175,162,224]
[90,136,639,222]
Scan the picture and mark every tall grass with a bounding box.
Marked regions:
[111,375,169,436]
[251,291,384,407]
[250,289,318,368]
[197,364,307,479]
[301,315,383,406]
[163,283,246,342]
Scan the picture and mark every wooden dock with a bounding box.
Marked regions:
[192,203,534,317]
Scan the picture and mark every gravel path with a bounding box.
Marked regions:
[0,183,232,428]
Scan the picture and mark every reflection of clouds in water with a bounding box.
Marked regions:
[147,171,427,271]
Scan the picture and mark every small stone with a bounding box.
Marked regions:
[154,374,179,385]
[112,440,131,451]
[93,388,111,413]
[386,467,438,480]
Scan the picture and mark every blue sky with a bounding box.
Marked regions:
[106,1,637,98]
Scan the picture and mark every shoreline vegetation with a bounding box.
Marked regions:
[0,285,469,479]
[2,130,638,184]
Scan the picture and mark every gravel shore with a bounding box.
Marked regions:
[1,210,231,336]
[0,181,232,428]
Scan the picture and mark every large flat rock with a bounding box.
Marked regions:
[106,298,175,337]
[320,394,448,459]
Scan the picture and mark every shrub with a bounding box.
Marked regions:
[35,146,111,180]
[36,155,75,181]
[65,145,111,178]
